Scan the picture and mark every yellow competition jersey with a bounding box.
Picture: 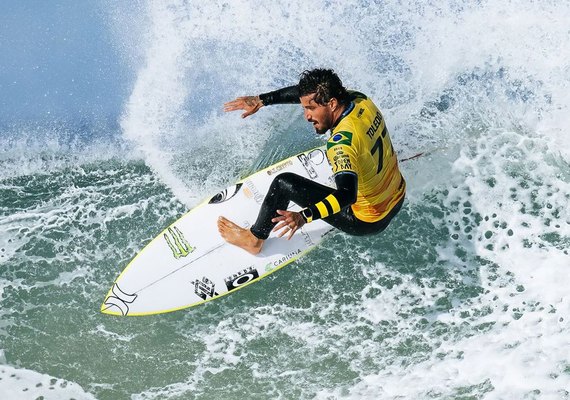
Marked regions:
[326,92,406,222]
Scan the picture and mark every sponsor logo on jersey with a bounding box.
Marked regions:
[332,149,353,172]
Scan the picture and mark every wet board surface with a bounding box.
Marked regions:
[101,146,335,316]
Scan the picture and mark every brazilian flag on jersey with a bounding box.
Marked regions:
[327,131,353,149]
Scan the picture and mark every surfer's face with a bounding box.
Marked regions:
[300,94,335,135]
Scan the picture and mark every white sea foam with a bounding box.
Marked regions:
[309,129,569,398]
[0,363,96,400]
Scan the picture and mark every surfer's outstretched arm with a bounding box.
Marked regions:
[224,85,300,118]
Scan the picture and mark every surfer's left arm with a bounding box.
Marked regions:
[299,172,358,223]
[258,85,300,105]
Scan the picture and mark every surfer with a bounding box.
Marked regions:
[218,68,405,254]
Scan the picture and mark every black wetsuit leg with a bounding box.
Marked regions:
[250,172,404,239]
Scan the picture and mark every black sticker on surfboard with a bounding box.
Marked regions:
[103,284,138,316]
[209,183,243,204]
[192,276,219,300]
[298,153,318,179]
[224,266,260,291]
[308,148,325,165]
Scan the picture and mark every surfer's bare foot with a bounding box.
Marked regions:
[217,217,263,255]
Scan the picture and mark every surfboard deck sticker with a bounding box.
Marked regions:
[101,146,335,316]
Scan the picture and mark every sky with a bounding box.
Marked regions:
[0,0,129,124]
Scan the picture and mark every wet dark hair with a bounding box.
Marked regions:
[298,68,350,106]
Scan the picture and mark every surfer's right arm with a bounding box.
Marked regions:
[224,85,300,118]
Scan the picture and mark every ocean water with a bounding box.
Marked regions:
[1,1,569,399]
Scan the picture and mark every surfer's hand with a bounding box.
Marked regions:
[272,210,305,240]
[223,96,263,118]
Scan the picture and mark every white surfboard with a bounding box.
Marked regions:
[101,146,335,316]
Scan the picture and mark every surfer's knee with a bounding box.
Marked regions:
[271,172,298,193]
[273,172,296,184]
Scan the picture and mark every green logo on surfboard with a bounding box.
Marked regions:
[164,226,195,259]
